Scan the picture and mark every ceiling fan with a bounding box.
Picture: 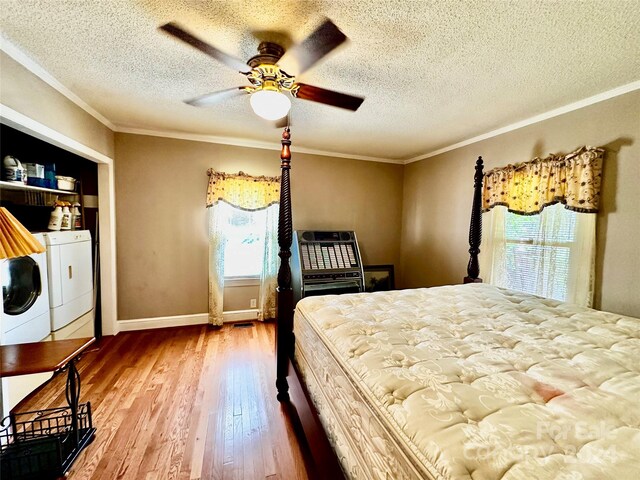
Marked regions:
[159,19,364,122]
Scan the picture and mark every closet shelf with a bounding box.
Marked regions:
[0,180,78,196]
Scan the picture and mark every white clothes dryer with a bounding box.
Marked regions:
[1,233,51,345]
[44,230,93,332]
[1,233,53,417]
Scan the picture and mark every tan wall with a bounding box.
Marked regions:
[0,51,114,158]
[223,285,260,312]
[114,133,404,320]
[401,90,640,317]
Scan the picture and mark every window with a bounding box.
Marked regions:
[481,204,596,306]
[206,170,280,325]
[219,202,267,279]
[503,205,575,301]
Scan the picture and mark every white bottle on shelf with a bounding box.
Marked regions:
[72,203,82,230]
[60,203,72,230]
[3,155,25,184]
[48,203,63,231]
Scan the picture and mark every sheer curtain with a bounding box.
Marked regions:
[206,170,280,326]
[208,202,227,326]
[258,204,279,321]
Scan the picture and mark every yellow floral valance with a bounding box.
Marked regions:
[206,170,280,210]
[483,146,604,215]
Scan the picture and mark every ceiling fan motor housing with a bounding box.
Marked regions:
[247,42,285,68]
[244,42,297,95]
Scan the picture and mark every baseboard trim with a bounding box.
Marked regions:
[118,313,208,332]
[117,310,259,332]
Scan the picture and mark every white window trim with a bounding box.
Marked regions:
[224,276,260,287]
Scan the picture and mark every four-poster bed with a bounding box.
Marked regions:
[273,130,640,479]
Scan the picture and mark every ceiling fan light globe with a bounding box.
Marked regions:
[250,90,291,120]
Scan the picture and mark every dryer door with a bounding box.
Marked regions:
[2,257,42,315]
[59,240,93,304]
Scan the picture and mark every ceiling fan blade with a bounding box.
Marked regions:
[160,22,250,73]
[295,83,364,111]
[278,19,347,76]
[185,87,247,107]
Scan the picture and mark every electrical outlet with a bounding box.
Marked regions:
[250,298,257,308]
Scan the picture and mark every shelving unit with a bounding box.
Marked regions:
[1,123,94,231]
[0,179,84,229]
[0,180,78,196]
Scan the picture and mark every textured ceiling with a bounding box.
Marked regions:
[1,0,639,161]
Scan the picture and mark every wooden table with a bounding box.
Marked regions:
[1,337,95,377]
[0,337,96,478]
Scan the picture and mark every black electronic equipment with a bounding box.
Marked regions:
[291,230,364,306]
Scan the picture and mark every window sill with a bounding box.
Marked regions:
[224,277,260,287]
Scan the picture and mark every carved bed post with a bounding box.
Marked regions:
[276,127,293,402]
[464,156,484,283]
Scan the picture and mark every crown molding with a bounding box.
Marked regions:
[114,126,404,164]
[0,36,116,130]
[404,80,640,164]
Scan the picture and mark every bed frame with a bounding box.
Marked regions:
[273,128,485,477]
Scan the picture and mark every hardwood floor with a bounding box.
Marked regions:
[17,322,311,480]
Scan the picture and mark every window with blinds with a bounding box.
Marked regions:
[503,205,577,302]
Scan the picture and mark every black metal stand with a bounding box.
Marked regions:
[60,358,95,472]
[0,358,95,479]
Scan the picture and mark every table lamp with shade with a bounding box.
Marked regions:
[0,207,46,259]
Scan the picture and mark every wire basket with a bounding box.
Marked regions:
[1,403,94,480]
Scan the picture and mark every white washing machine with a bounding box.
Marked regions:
[44,230,94,333]
[1,233,51,344]
[1,232,52,417]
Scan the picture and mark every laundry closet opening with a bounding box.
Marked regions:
[1,123,101,416]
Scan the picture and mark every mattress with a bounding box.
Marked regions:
[292,283,640,480]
